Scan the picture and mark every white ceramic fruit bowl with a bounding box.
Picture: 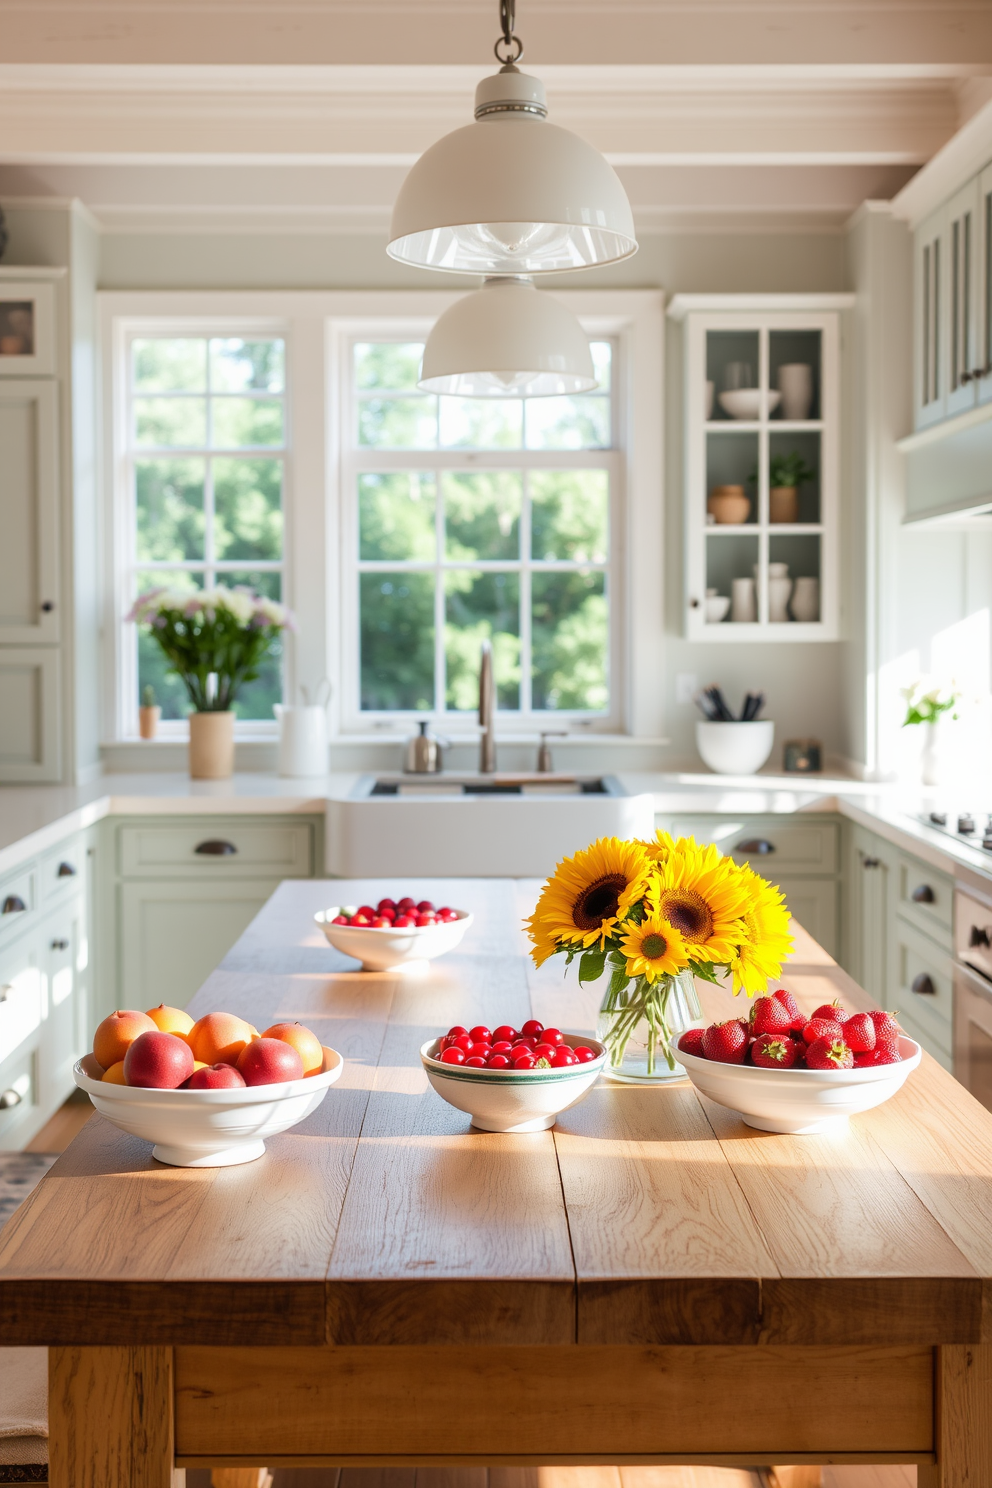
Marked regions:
[421,1034,607,1132]
[73,1045,344,1167]
[696,719,775,775]
[678,1034,922,1134]
[718,388,782,420]
[315,907,473,972]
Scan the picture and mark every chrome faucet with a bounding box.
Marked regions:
[478,640,496,774]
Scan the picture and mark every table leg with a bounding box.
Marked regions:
[916,1345,992,1488]
[49,1346,182,1488]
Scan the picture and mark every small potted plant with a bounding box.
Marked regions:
[138,684,160,740]
[901,676,961,787]
[767,452,816,524]
[127,586,295,779]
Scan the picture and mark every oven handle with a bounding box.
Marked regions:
[956,954,992,1000]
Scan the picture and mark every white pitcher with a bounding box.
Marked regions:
[274,703,329,777]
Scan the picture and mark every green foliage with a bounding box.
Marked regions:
[532,572,608,711]
[136,459,205,562]
[213,458,283,562]
[443,472,521,561]
[444,571,520,710]
[141,684,156,707]
[359,472,436,561]
[768,451,816,488]
[360,572,435,711]
[530,470,608,562]
[578,947,607,984]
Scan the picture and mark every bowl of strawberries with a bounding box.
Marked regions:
[314,894,472,972]
[676,990,921,1134]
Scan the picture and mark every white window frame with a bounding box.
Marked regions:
[101,290,664,746]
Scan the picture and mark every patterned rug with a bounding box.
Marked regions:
[0,1155,57,1232]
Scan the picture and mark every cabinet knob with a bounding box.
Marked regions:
[689,597,700,609]
[50,938,69,952]
[911,972,936,996]
[862,857,881,869]
[911,883,935,904]
[736,838,775,855]
[0,1089,21,1109]
[40,601,55,613]
[0,984,12,1003]
[1,895,26,915]
[57,861,77,878]
[970,925,992,949]
[194,839,238,856]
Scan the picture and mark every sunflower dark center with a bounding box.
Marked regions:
[661,889,713,940]
[572,873,626,931]
[640,933,668,959]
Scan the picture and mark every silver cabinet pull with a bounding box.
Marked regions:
[911,884,935,903]
[911,972,936,996]
[736,838,775,855]
[0,1089,21,1109]
[194,839,237,856]
[50,938,69,952]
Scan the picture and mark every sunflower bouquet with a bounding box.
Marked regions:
[526,832,793,1082]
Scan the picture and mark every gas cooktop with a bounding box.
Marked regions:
[919,809,992,852]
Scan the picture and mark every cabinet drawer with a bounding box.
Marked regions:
[660,817,838,874]
[0,1038,39,1152]
[38,834,85,906]
[0,931,42,1065]
[775,875,839,959]
[891,918,953,1056]
[0,864,35,946]
[895,852,953,944]
[119,820,314,879]
[893,1005,954,1073]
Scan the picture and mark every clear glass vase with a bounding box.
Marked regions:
[596,969,701,1083]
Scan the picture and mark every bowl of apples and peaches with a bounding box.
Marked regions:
[314,894,472,972]
[74,1005,343,1167]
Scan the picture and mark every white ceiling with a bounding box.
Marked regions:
[1,2,990,232]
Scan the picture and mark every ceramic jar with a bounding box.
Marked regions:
[731,576,757,623]
[708,486,750,524]
[777,363,814,420]
[188,711,235,779]
[769,485,799,523]
[790,576,820,622]
[768,575,794,623]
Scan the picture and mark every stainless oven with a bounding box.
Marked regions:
[954,881,992,1112]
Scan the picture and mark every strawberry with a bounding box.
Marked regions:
[843,1011,876,1053]
[773,988,801,1020]
[863,1045,903,1066]
[678,1027,705,1058]
[870,1009,902,1041]
[750,1033,799,1069]
[802,1015,844,1045]
[702,1020,748,1064]
[788,1015,809,1038]
[806,1036,854,1070]
[812,1000,848,1024]
[749,995,793,1037]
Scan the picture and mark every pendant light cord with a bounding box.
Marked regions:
[495,0,523,63]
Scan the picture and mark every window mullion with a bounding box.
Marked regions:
[520,471,532,716]
[435,466,445,717]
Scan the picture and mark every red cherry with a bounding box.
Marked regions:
[490,1041,513,1056]
[377,907,396,922]
[509,1043,532,1059]
[521,1019,544,1039]
[452,1034,473,1053]
[440,1047,465,1065]
[415,914,435,927]
[447,1026,469,1039]
[394,914,416,927]
[465,1056,487,1067]
[417,900,435,913]
[467,1042,491,1060]
[438,906,457,921]
[469,1026,492,1045]
[513,1054,536,1070]
[331,914,350,925]
[493,1025,518,1044]
[372,917,392,928]
[542,1028,564,1047]
[356,905,376,920]
[377,898,396,912]
[532,1043,557,1062]
[486,1054,511,1069]
[573,1046,598,1063]
[350,913,371,926]
[552,1047,576,1067]
[397,897,416,911]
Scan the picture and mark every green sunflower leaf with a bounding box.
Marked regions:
[578,948,608,985]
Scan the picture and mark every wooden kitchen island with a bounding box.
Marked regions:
[1,879,990,1488]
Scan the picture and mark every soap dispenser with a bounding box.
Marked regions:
[405,719,444,774]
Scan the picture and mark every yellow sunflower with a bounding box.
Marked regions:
[638,829,676,866]
[619,912,690,983]
[526,836,653,966]
[729,866,794,993]
[651,836,752,965]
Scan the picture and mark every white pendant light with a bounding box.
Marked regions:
[419,276,596,397]
[388,2,637,276]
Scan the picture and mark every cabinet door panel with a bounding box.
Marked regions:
[978,163,992,407]
[0,930,42,1066]
[946,179,981,419]
[775,876,838,959]
[119,879,281,1011]
[0,380,59,643]
[0,647,61,782]
[914,206,948,429]
[42,895,85,1104]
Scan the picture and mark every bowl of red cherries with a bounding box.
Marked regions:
[421,1019,606,1131]
[314,895,472,972]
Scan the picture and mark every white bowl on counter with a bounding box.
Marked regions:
[421,1034,607,1132]
[315,907,473,972]
[678,1034,922,1134]
[696,719,774,775]
[718,388,782,420]
[73,1045,344,1167]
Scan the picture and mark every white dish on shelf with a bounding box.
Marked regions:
[678,1034,921,1134]
[718,388,782,420]
[696,719,774,775]
[315,906,472,972]
[73,1045,344,1166]
[421,1034,607,1132]
[705,595,730,623]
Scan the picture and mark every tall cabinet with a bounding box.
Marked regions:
[0,269,65,781]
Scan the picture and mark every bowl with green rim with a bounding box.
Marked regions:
[420,1033,606,1132]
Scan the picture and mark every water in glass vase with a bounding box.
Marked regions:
[596,969,701,1083]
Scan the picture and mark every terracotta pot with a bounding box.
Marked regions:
[769,485,799,523]
[188,711,235,780]
[707,486,751,525]
[138,705,161,741]
[0,335,25,356]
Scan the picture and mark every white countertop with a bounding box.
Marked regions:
[1,769,990,885]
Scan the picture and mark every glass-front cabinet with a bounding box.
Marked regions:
[669,296,846,642]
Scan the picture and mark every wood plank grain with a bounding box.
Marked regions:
[50,1346,177,1488]
[621,1471,758,1488]
[326,881,574,1345]
[174,1345,933,1459]
[923,1344,992,1488]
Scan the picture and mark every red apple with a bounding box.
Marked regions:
[123,1030,194,1089]
[185,1063,247,1090]
[237,1037,304,1086]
